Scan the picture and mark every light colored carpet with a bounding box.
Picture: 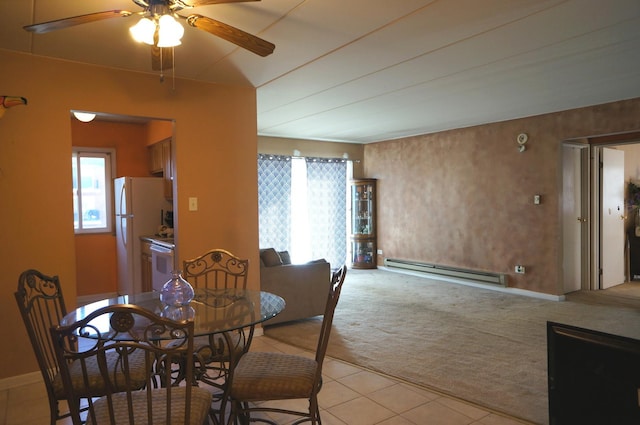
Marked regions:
[264,268,640,425]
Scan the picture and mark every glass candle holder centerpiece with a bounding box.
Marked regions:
[160,270,194,307]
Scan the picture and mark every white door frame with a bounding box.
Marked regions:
[590,145,600,291]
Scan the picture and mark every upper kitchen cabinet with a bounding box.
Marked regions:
[149,141,164,174]
[148,138,173,201]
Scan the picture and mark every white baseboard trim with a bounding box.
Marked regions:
[379,266,566,302]
[0,371,42,392]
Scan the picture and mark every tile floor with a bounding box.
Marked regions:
[0,335,533,425]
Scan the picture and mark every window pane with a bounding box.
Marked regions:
[72,148,113,233]
[79,156,107,229]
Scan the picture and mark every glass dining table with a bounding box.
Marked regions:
[62,288,285,338]
[61,288,285,424]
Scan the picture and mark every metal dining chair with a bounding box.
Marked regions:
[172,248,251,421]
[183,248,249,291]
[228,264,347,425]
[50,304,213,425]
[14,269,147,425]
[181,248,251,380]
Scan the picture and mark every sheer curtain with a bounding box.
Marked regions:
[305,158,347,266]
[258,155,292,251]
[258,154,347,267]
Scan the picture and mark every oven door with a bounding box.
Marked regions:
[150,244,175,292]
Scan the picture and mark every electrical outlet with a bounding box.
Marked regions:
[515,265,525,274]
[377,249,383,255]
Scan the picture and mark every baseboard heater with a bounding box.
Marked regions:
[383,258,506,287]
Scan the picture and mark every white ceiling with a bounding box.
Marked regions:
[2,0,640,143]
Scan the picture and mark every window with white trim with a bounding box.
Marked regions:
[72,148,115,233]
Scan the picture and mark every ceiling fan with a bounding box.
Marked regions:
[23,0,275,71]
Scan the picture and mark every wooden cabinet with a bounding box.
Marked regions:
[148,138,173,201]
[141,240,153,293]
[149,142,164,174]
[350,179,377,269]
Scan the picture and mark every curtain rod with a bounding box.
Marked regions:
[258,153,360,163]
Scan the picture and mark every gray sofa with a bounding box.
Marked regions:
[259,248,331,326]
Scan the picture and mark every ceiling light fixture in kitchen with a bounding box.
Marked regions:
[73,112,96,122]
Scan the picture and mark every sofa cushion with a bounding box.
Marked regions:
[278,251,292,265]
[260,248,283,267]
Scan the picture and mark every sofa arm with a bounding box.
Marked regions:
[261,261,331,325]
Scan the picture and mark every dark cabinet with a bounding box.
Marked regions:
[629,231,640,280]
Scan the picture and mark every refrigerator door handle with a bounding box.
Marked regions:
[119,183,126,217]
[118,182,129,246]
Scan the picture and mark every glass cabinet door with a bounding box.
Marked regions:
[351,240,375,267]
[351,181,375,236]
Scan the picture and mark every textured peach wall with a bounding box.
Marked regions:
[365,98,640,295]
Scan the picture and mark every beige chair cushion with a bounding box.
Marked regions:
[52,348,148,399]
[86,386,212,425]
[230,352,318,401]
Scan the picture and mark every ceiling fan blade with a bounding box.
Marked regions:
[23,10,133,34]
[186,14,274,56]
[179,0,259,6]
[151,46,174,71]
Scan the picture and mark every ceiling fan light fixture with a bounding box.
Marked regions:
[130,17,156,45]
[157,14,184,47]
[73,112,96,123]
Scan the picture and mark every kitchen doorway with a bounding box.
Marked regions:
[72,111,176,301]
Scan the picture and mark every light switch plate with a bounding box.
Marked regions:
[188,197,198,211]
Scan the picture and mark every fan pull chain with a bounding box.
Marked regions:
[172,46,176,91]
[156,47,176,89]
[159,47,165,83]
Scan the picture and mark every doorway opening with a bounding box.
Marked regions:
[562,131,640,300]
[71,111,175,302]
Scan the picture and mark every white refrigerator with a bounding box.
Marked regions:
[115,177,166,295]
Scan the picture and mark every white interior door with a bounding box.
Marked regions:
[601,147,625,289]
[562,145,584,293]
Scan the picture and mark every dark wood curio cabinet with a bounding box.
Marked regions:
[350,179,376,269]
